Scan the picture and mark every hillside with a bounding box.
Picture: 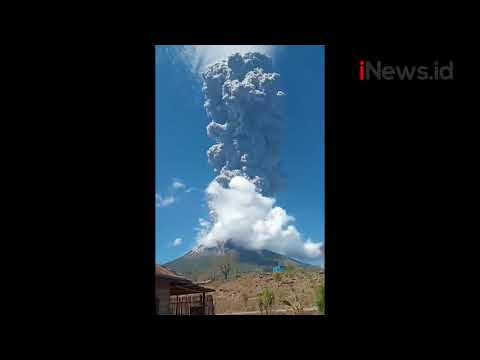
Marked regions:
[204,268,325,315]
[163,242,319,282]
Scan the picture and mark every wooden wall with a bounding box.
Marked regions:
[156,280,170,315]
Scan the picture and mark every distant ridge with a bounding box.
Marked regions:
[163,241,319,281]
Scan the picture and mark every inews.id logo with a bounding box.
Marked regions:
[358,60,454,80]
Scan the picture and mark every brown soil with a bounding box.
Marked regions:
[203,269,324,315]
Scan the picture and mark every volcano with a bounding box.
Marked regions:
[162,241,318,282]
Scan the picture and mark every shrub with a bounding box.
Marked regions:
[315,284,325,314]
[282,291,304,315]
[258,288,275,315]
[241,292,249,309]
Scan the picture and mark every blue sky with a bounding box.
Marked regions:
[156,45,324,266]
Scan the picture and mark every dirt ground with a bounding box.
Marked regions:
[203,269,324,315]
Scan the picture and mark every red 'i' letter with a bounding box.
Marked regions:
[359,60,365,80]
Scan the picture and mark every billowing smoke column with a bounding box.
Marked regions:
[197,52,323,260]
[202,52,285,197]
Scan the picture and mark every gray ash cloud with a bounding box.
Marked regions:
[202,52,286,197]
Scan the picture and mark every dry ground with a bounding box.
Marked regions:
[203,268,324,315]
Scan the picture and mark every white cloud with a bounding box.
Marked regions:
[172,179,186,190]
[198,217,210,228]
[156,178,191,208]
[197,176,323,260]
[178,45,282,74]
[172,238,183,247]
[156,193,175,208]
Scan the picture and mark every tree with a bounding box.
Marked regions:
[219,260,232,280]
[258,298,264,315]
[315,284,325,314]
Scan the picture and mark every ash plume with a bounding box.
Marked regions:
[202,52,285,197]
[197,51,323,260]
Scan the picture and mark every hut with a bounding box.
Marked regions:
[273,264,284,273]
[155,265,215,315]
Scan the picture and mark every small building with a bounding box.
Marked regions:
[273,264,284,273]
[155,265,215,315]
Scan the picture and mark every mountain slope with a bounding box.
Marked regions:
[163,242,317,281]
